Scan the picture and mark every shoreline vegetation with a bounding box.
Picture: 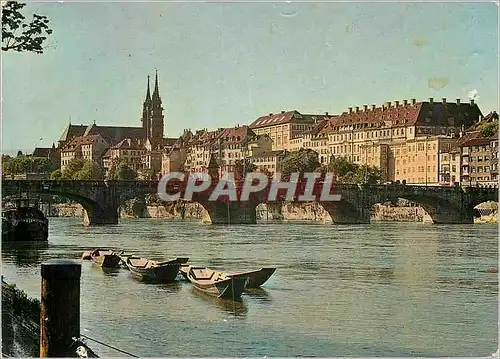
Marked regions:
[44,199,498,224]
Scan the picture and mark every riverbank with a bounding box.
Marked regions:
[46,200,497,223]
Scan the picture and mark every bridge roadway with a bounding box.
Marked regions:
[2,179,498,225]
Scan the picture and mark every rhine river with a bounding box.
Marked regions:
[2,218,498,357]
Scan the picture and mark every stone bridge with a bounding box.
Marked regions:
[2,180,498,225]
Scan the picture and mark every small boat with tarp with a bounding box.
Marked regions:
[124,256,188,282]
[90,249,122,268]
[185,266,247,300]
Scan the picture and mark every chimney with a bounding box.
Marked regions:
[411,98,416,105]
[470,99,475,105]
[429,97,434,104]
[348,107,353,113]
[403,99,408,106]
[281,110,285,114]
[456,98,461,105]
[363,105,368,111]
[355,106,359,112]
[395,101,399,107]
[371,104,376,110]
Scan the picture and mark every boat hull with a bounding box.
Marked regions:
[91,251,121,268]
[186,267,247,300]
[229,268,276,288]
[125,257,187,283]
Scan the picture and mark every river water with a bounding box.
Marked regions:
[1,218,498,357]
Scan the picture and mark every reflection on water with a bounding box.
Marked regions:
[1,219,498,357]
[1,241,49,267]
[190,287,248,316]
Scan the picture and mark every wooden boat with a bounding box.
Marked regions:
[228,267,276,288]
[90,249,122,268]
[185,266,247,300]
[124,256,188,282]
[180,265,275,288]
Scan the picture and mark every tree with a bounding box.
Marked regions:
[280,149,320,181]
[50,169,62,180]
[324,156,382,184]
[480,120,498,138]
[116,163,137,181]
[73,160,104,180]
[61,158,84,179]
[2,1,53,54]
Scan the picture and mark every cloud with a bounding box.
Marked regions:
[468,89,480,101]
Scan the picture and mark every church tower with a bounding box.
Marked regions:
[150,70,164,147]
[141,76,152,138]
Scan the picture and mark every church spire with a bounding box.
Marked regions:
[145,75,151,103]
[152,70,160,101]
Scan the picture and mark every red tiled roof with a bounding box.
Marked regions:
[215,126,256,144]
[331,101,482,129]
[249,110,334,129]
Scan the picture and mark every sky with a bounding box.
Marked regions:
[2,1,499,154]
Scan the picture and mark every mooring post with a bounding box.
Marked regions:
[40,259,81,357]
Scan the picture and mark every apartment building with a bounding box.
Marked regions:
[102,138,146,175]
[327,98,482,183]
[458,111,499,187]
[60,134,109,171]
[249,110,334,151]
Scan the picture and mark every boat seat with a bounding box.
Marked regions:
[129,258,149,268]
[190,269,214,281]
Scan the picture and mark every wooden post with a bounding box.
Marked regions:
[40,259,81,357]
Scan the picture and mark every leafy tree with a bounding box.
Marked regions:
[61,158,84,179]
[73,160,104,180]
[1,155,55,175]
[280,149,320,181]
[480,120,498,138]
[106,158,137,180]
[324,156,381,184]
[2,1,53,54]
[16,150,23,157]
[50,169,62,180]
[117,163,137,181]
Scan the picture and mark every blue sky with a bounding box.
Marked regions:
[2,1,498,154]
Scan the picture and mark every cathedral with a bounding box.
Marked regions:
[57,72,175,177]
[141,71,165,148]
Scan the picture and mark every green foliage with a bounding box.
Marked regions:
[325,156,382,184]
[73,160,104,180]
[2,1,53,54]
[106,158,137,180]
[50,169,62,180]
[61,158,84,179]
[280,149,320,180]
[1,155,56,175]
[480,120,498,138]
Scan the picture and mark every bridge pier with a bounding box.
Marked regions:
[202,201,257,225]
[321,201,371,224]
[419,203,476,224]
[82,204,119,226]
